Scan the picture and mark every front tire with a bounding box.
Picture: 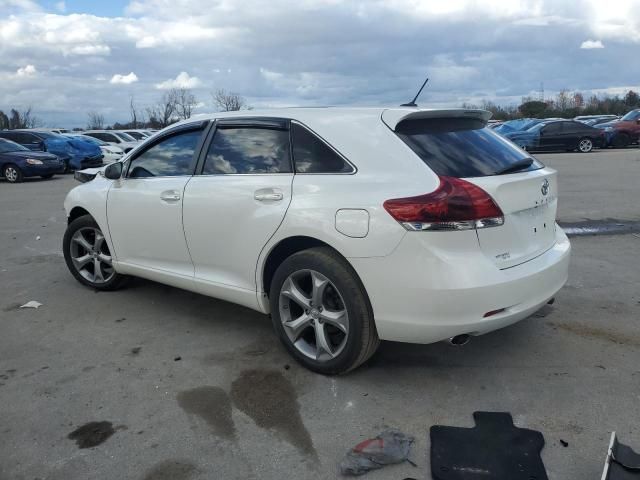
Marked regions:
[63,215,126,291]
[269,247,379,374]
[3,164,23,183]
[578,137,593,153]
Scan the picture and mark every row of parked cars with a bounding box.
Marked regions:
[489,109,640,152]
[0,128,156,183]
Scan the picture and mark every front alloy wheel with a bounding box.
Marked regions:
[3,164,22,183]
[578,138,593,153]
[63,215,126,290]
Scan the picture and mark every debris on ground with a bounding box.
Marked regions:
[35,235,41,240]
[431,412,548,480]
[560,439,569,447]
[339,429,415,476]
[602,432,640,480]
[20,301,42,309]
[174,356,182,361]
[68,421,116,449]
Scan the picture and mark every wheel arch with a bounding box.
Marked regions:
[68,206,92,224]
[261,235,361,300]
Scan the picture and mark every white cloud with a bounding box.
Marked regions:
[110,72,139,84]
[155,72,202,89]
[16,65,37,77]
[580,39,604,49]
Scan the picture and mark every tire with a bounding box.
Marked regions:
[3,164,23,183]
[612,133,630,148]
[63,215,127,291]
[41,174,54,179]
[269,247,379,374]
[577,137,593,153]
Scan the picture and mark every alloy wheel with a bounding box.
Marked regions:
[4,166,18,183]
[579,139,593,152]
[69,227,114,284]
[278,269,349,362]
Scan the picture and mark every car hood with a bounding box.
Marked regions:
[1,150,59,160]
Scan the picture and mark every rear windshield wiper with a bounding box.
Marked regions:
[496,158,534,175]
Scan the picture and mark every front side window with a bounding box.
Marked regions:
[202,127,291,174]
[291,123,353,173]
[542,123,561,135]
[127,129,202,178]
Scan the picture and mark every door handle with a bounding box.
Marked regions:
[254,189,283,202]
[160,190,181,202]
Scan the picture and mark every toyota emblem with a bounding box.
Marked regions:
[541,179,550,196]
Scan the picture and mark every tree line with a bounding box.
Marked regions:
[87,88,248,130]
[464,89,640,120]
[0,107,39,130]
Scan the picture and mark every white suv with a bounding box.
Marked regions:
[84,130,140,153]
[63,108,571,374]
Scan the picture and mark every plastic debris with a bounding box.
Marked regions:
[339,429,414,476]
[36,236,41,240]
[20,301,42,309]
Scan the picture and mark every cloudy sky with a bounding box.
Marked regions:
[1,0,639,127]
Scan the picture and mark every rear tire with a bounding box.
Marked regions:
[577,137,593,153]
[63,215,127,291]
[3,164,23,183]
[269,247,379,375]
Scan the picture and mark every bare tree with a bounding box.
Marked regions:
[146,90,179,128]
[0,110,8,130]
[554,89,571,111]
[87,111,105,129]
[130,96,139,128]
[7,107,39,129]
[174,88,198,120]
[212,89,247,111]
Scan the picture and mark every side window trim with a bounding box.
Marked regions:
[290,120,357,175]
[124,122,209,179]
[195,118,294,175]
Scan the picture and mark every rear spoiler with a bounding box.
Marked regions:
[381,108,492,131]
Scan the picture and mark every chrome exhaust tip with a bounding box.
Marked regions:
[448,334,471,346]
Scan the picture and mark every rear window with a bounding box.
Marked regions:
[396,118,544,177]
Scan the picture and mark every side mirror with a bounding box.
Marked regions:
[104,162,123,180]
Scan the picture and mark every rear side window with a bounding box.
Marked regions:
[291,123,353,173]
[542,123,561,135]
[128,129,201,178]
[396,118,543,178]
[202,127,291,174]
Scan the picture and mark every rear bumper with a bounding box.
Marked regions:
[349,226,571,344]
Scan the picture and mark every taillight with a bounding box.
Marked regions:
[383,176,504,231]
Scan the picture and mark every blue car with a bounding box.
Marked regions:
[503,120,604,152]
[0,138,64,183]
[493,118,547,135]
[0,130,103,172]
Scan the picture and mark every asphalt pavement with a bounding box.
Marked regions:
[1,148,639,480]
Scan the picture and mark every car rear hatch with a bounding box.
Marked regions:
[383,108,558,269]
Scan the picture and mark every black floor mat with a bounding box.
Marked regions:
[430,412,548,480]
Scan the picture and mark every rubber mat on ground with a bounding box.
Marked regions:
[430,412,548,480]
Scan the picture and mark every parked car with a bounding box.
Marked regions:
[504,120,604,152]
[118,130,150,141]
[493,118,548,135]
[595,109,640,147]
[63,108,570,374]
[83,130,140,153]
[0,130,103,171]
[574,115,618,126]
[66,134,124,163]
[0,138,64,183]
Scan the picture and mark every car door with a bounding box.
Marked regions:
[106,123,208,280]
[559,121,582,150]
[182,118,293,306]
[538,123,562,151]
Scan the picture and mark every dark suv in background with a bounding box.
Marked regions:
[596,109,640,147]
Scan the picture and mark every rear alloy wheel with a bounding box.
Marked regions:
[578,138,593,153]
[270,247,379,374]
[3,164,23,183]
[63,215,126,290]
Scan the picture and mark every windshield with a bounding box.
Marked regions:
[114,132,136,142]
[621,110,640,121]
[0,139,29,153]
[396,117,544,178]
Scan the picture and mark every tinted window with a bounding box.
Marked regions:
[128,129,201,178]
[621,110,640,121]
[396,118,543,178]
[203,127,291,174]
[542,123,562,135]
[125,131,145,140]
[9,132,38,144]
[562,122,583,133]
[291,123,353,173]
